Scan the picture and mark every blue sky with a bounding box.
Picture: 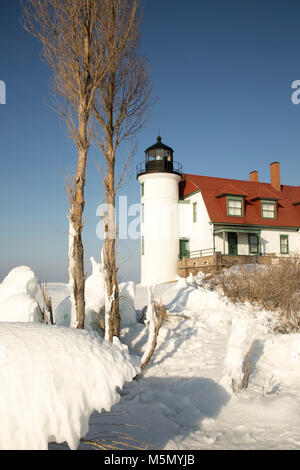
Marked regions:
[1,0,300,282]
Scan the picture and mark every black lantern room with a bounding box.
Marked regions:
[136,136,182,178]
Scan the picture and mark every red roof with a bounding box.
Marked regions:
[180,173,300,228]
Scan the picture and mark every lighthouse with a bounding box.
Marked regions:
[137,137,183,286]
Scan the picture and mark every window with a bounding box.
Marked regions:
[193,202,197,223]
[262,201,276,219]
[249,234,259,254]
[141,237,144,256]
[179,239,190,259]
[280,235,289,254]
[141,182,144,197]
[141,203,144,223]
[227,197,243,217]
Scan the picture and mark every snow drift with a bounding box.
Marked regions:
[0,323,139,450]
[119,281,137,326]
[54,259,137,330]
[0,266,41,322]
[84,257,106,331]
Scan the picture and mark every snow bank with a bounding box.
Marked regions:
[0,323,139,450]
[56,258,137,331]
[220,318,261,392]
[85,257,106,315]
[59,256,107,330]
[0,267,41,323]
[119,282,137,325]
[0,266,38,300]
[256,333,300,391]
[54,296,71,327]
[84,257,106,332]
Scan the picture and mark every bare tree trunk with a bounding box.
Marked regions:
[90,0,153,340]
[22,0,116,330]
[69,143,88,329]
[104,166,120,342]
[104,237,120,341]
[68,215,77,328]
[68,98,89,328]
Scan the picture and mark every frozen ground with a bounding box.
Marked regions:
[48,277,300,450]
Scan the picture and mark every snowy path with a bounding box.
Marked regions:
[50,282,232,450]
[50,281,300,450]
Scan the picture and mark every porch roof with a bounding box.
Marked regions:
[214,226,261,235]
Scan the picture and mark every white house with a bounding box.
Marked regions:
[137,137,300,286]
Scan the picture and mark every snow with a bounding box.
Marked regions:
[54,295,72,327]
[141,286,156,366]
[2,264,300,450]
[53,259,137,331]
[0,266,41,323]
[119,282,137,325]
[0,266,38,299]
[220,317,264,392]
[84,256,106,333]
[0,323,138,450]
[85,257,106,316]
[67,279,300,450]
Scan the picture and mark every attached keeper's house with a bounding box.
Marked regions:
[137,137,300,285]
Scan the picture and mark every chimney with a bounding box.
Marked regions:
[250,171,258,182]
[270,162,281,192]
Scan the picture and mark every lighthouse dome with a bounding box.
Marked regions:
[145,136,174,160]
[137,136,182,178]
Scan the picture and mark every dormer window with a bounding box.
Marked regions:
[227,197,243,217]
[261,200,276,219]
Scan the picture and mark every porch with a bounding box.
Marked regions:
[213,226,262,256]
[177,250,276,277]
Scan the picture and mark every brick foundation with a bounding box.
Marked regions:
[177,252,277,277]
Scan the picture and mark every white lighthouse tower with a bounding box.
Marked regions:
[137,137,182,286]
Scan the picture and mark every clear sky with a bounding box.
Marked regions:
[1,0,300,283]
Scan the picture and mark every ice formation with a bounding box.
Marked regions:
[0,266,41,322]
[0,323,139,450]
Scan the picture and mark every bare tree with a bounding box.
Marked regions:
[141,287,167,371]
[39,281,55,325]
[22,0,130,329]
[92,0,154,342]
